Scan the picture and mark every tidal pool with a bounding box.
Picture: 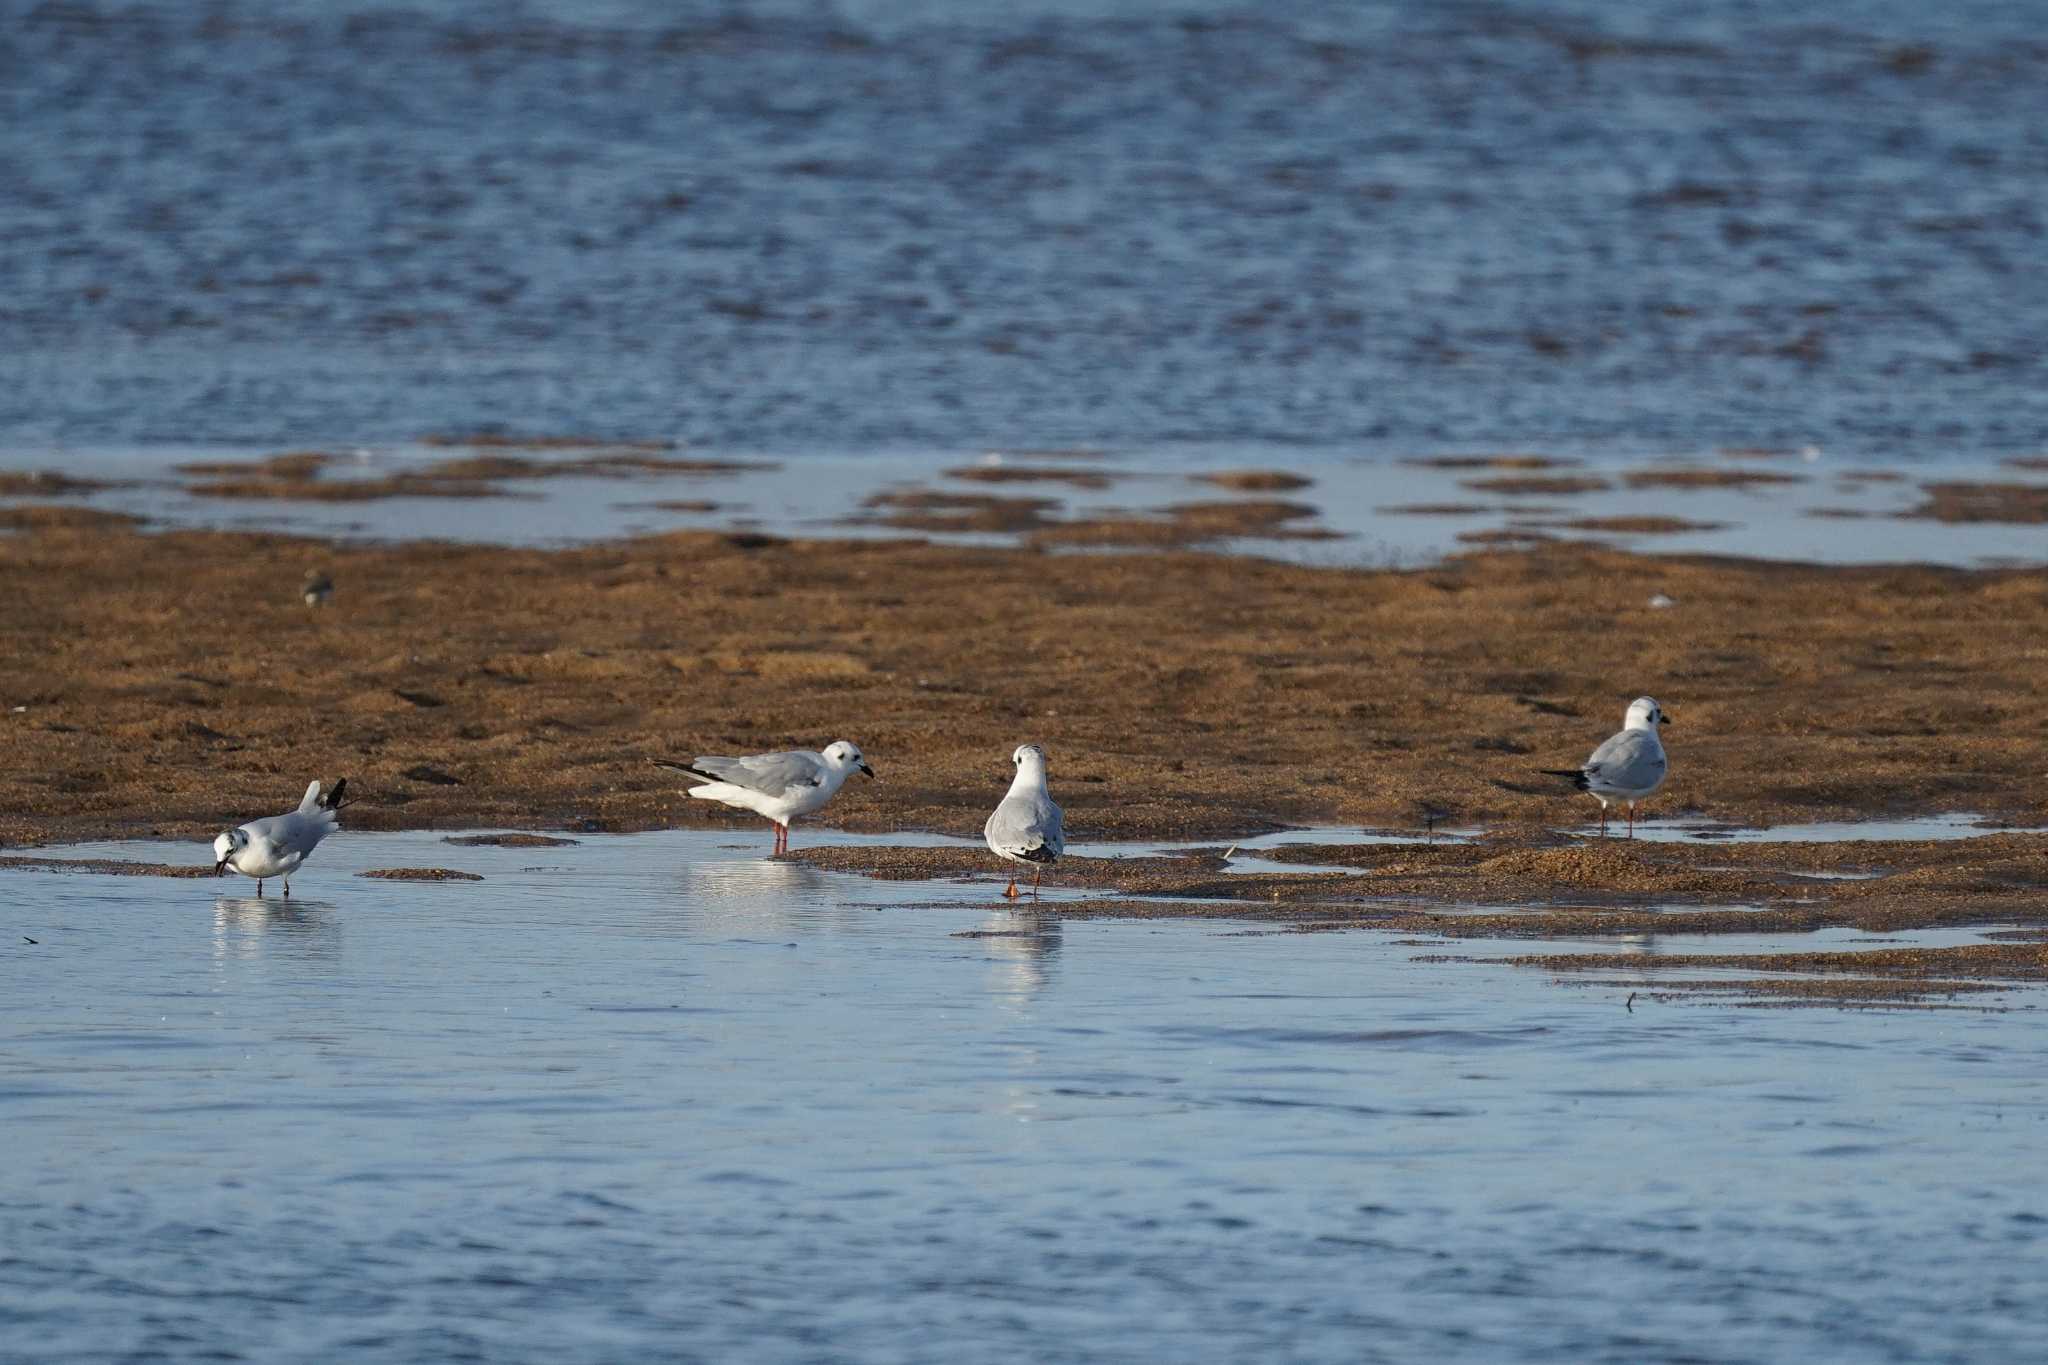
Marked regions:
[4,830,2045,1362]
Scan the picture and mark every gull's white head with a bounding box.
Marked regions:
[1011,743,1049,773]
[823,740,877,779]
[211,828,248,875]
[1625,697,1670,730]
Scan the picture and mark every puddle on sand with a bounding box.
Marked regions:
[1134,826,1472,877]
[1606,813,2042,844]
[6,829,2048,1362]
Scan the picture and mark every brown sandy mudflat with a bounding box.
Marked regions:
[1456,528,1557,546]
[176,452,336,480]
[419,434,677,451]
[1532,516,1727,535]
[1460,475,1611,496]
[1904,482,2048,524]
[0,470,123,496]
[0,506,141,532]
[615,500,721,514]
[943,464,1115,490]
[1029,499,1340,547]
[1624,468,1807,490]
[181,451,773,502]
[1193,470,1314,493]
[855,491,1061,534]
[2,519,2045,853]
[1403,456,1578,472]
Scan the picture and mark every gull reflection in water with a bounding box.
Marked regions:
[973,910,1063,1126]
[976,909,1062,1006]
[1612,931,1663,958]
[669,856,845,934]
[211,896,341,965]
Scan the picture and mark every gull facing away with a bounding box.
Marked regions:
[1541,697,1671,838]
[983,743,1065,899]
[212,778,353,897]
[651,741,876,856]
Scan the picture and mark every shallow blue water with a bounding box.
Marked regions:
[4,0,2047,457]
[4,830,2046,1362]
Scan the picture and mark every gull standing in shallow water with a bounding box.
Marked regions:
[1541,697,1671,838]
[651,741,875,856]
[213,779,352,897]
[983,743,1065,899]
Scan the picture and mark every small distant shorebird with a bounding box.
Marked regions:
[983,743,1065,899]
[302,570,334,607]
[1541,697,1671,838]
[213,778,353,896]
[651,741,875,856]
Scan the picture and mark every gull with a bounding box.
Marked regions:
[1541,697,1670,838]
[213,778,353,896]
[983,743,1065,899]
[302,570,334,607]
[651,741,875,856]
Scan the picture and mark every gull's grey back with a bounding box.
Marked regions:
[985,790,1064,859]
[243,804,339,854]
[1586,727,1666,788]
[694,750,826,797]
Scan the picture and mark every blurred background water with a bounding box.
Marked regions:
[4,0,2045,459]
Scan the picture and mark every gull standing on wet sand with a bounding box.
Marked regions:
[651,741,876,856]
[984,743,1065,899]
[212,778,352,897]
[1541,697,1671,838]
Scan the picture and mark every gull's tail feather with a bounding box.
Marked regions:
[1539,768,1592,792]
[650,757,718,782]
[298,779,323,813]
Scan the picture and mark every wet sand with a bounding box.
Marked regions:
[3,518,2046,849]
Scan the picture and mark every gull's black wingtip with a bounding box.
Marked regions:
[1538,768,1592,792]
[650,758,717,781]
[1014,844,1059,864]
[321,777,358,810]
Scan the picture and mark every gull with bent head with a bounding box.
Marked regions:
[1541,696,1671,838]
[212,778,353,897]
[983,743,1065,899]
[651,740,876,856]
